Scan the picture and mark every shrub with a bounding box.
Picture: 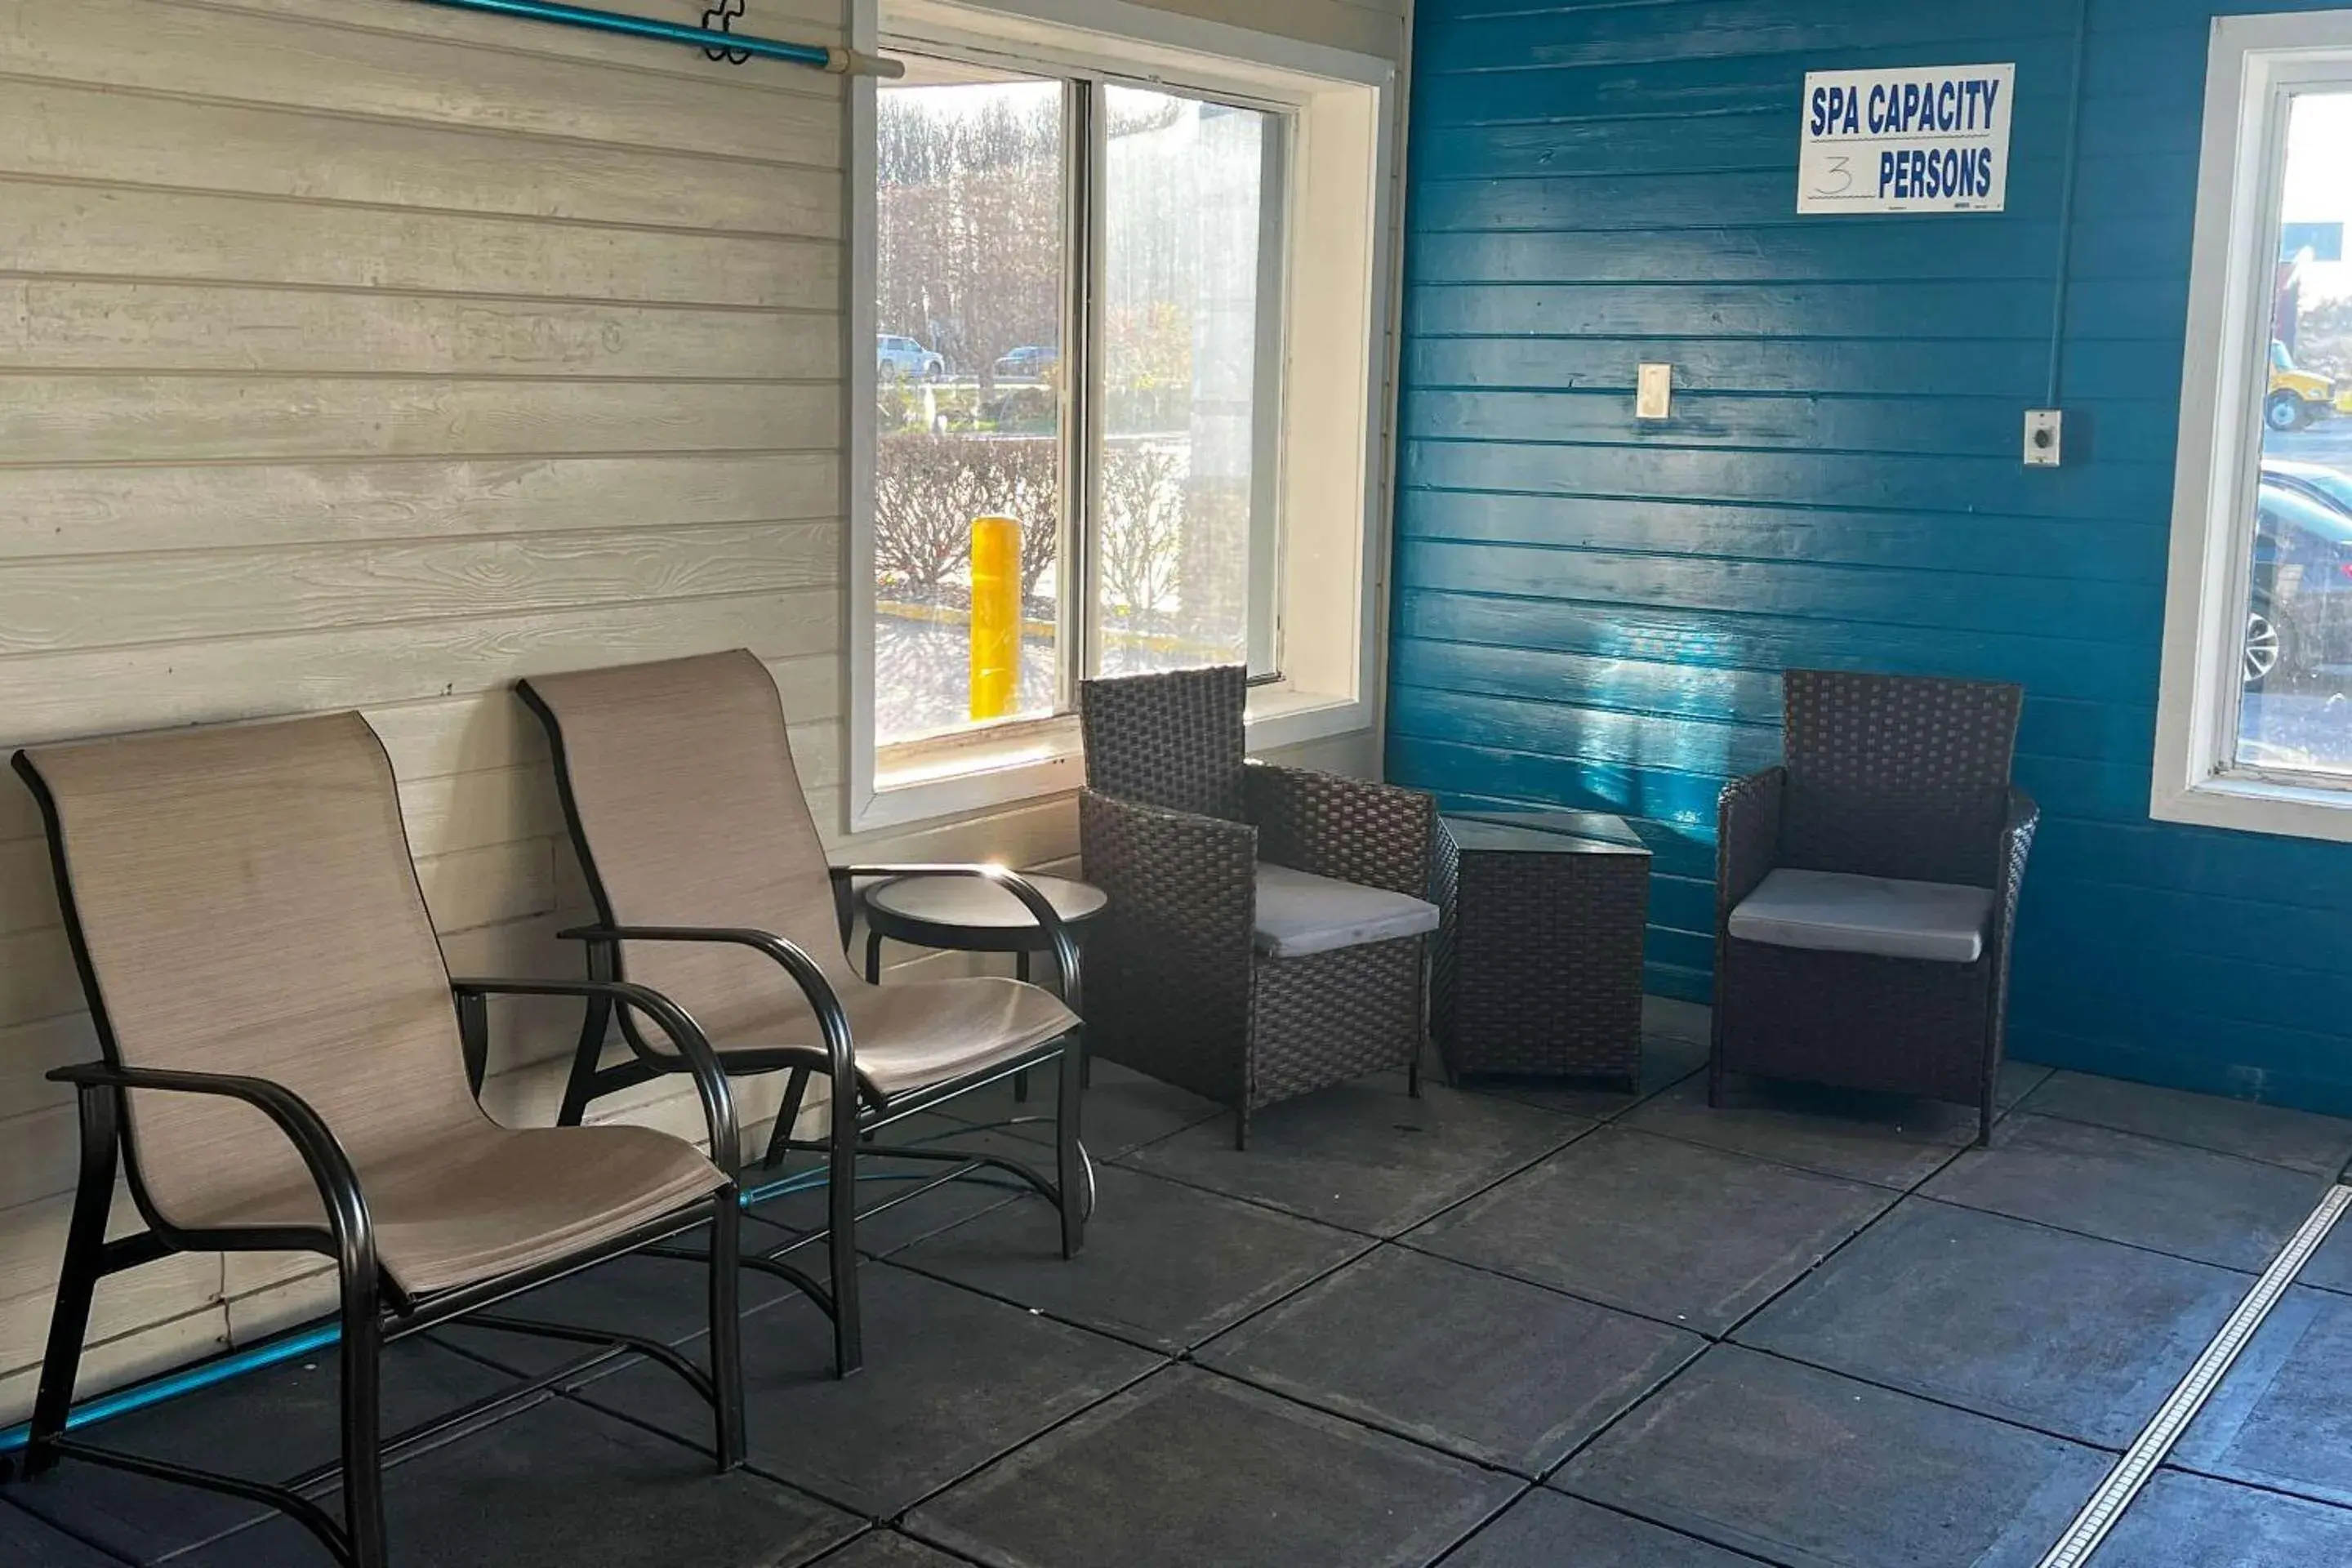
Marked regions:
[875,433,1060,597]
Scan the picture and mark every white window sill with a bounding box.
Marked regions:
[852,683,1370,835]
[2150,769,2352,844]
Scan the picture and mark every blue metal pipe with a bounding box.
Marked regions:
[406,0,901,74]
[0,1323,344,1457]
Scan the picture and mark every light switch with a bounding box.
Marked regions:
[1637,363,1673,421]
[2024,408,2063,466]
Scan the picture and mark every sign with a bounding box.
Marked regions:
[1798,63,2014,214]
[2282,221,2345,263]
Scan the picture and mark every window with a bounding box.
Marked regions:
[2156,11,2352,839]
[846,0,1396,831]
[869,60,1283,751]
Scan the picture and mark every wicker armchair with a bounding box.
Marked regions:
[1077,666,1439,1148]
[1712,670,2038,1145]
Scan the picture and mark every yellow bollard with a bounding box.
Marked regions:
[969,514,1022,722]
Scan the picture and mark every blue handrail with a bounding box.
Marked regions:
[408,0,902,75]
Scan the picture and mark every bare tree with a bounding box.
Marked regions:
[1097,442,1184,620]
[877,86,1064,386]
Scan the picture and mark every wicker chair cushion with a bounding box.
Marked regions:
[1252,862,1440,960]
[1728,868,1993,964]
[523,651,1075,1094]
[21,713,724,1295]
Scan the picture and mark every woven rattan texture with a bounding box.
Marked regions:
[1779,669,2023,884]
[1434,821,1649,1080]
[1078,665,1248,821]
[1076,667,1437,1128]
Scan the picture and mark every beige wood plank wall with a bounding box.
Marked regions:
[0,0,1405,1424]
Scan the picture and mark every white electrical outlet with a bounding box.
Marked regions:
[2025,408,2063,466]
[1637,363,1673,421]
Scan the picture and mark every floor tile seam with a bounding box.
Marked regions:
[1465,1060,1705,1120]
[1615,1064,2055,1197]
[757,1186,1035,1260]
[140,1386,569,1568]
[839,1521,991,1567]
[1383,1094,2027,1352]
[0,1490,145,1568]
[1331,1115,1607,1238]
[546,1374,904,1525]
[1721,1342,2131,1454]
[1593,1116,1964,1196]
[1440,1487,1793,1568]
[933,1100,1232,1162]
[1381,1235,1733,1343]
[870,1352,1174,1529]
[2155,1457,2352,1515]
[1908,1192,2270,1281]
[1094,1154,1390,1238]
[1177,1359,1548,1486]
[1174,1339,1662,1484]
[1419,1477,1549,1568]
[2028,1183,2352,1568]
[1507,1171,2079,1494]
[2004,1102,2352,1180]
[880,1224,1382,1362]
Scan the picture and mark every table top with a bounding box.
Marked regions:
[1444,810,1650,858]
[865,871,1109,929]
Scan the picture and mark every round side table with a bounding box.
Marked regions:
[860,870,1108,1127]
[860,871,1109,985]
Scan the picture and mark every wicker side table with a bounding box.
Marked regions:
[1433,811,1651,1085]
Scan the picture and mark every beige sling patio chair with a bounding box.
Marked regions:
[5,713,748,1568]
[517,650,1089,1379]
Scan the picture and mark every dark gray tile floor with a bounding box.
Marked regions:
[5,1022,2350,1568]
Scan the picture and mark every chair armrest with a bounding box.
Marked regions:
[830,863,1082,1009]
[1994,787,2039,925]
[448,976,741,1174]
[1077,788,1257,962]
[1715,765,1786,925]
[1243,763,1437,898]
[47,1061,372,1266]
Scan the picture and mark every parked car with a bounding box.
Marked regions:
[2247,461,2352,686]
[877,333,945,381]
[992,344,1058,381]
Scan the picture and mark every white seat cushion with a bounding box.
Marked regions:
[1253,862,1440,960]
[1729,868,1993,964]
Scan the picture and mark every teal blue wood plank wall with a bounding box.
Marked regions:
[1390,0,2352,1111]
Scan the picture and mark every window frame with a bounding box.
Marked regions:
[844,0,1396,834]
[2154,8,2352,841]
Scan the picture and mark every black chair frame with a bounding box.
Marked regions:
[3,747,754,1568]
[519,678,1091,1379]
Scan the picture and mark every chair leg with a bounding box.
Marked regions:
[338,1258,388,1568]
[826,1069,863,1378]
[1056,1032,1086,1259]
[1978,1076,1997,1149]
[1233,1107,1250,1152]
[556,992,612,1128]
[1407,1048,1423,1100]
[706,1187,747,1470]
[24,1087,119,1478]
[760,1068,810,1171]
